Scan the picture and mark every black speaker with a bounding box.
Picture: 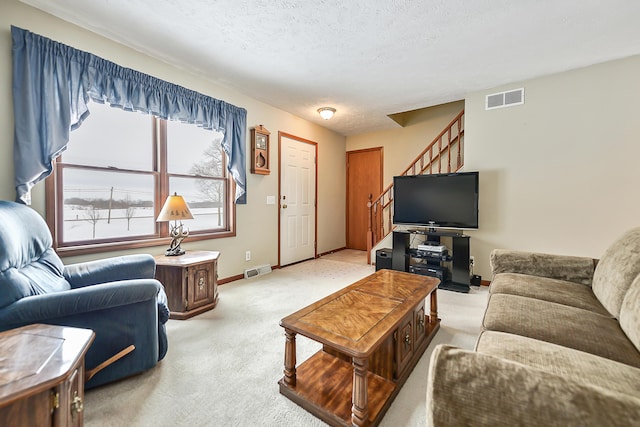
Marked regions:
[376,248,393,271]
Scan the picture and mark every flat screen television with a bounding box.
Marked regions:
[393,172,479,229]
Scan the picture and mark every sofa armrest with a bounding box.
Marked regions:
[0,280,162,327]
[64,254,156,288]
[490,249,596,285]
[427,345,640,427]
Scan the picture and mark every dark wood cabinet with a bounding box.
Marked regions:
[0,324,94,427]
[154,251,220,319]
[393,301,428,379]
[395,313,414,377]
[413,301,427,349]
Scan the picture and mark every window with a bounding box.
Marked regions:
[166,120,228,231]
[48,102,235,255]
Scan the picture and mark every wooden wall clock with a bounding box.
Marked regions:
[250,125,270,175]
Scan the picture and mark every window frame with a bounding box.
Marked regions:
[46,115,236,257]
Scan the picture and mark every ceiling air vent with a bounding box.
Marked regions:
[486,88,524,110]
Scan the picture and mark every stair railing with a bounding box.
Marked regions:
[366,109,465,263]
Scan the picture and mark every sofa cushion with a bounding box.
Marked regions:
[0,201,70,308]
[490,249,595,285]
[476,331,640,396]
[490,272,609,316]
[427,345,640,427]
[620,274,640,353]
[482,293,640,367]
[592,227,640,318]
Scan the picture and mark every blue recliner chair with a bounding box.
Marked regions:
[0,200,169,389]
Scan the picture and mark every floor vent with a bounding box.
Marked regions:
[486,88,524,110]
[244,264,272,279]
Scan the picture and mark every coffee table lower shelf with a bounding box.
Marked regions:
[279,350,395,426]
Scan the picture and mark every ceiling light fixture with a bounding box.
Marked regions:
[317,107,336,120]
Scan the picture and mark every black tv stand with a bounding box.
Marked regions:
[439,281,471,293]
[392,229,471,293]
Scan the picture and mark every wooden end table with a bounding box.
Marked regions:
[0,324,95,427]
[279,269,440,427]
[154,250,220,319]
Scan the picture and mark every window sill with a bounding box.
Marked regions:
[56,230,235,258]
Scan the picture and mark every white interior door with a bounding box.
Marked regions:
[280,134,316,266]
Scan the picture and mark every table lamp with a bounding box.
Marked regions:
[156,192,194,256]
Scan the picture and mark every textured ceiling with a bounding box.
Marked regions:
[20,0,640,136]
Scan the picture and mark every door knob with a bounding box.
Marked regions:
[282,204,288,209]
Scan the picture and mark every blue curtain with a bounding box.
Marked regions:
[11,26,247,205]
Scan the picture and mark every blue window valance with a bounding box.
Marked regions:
[11,26,247,205]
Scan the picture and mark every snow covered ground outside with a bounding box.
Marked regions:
[62,206,222,242]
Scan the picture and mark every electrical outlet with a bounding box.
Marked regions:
[245,250,251,261]
[469,256,475,266]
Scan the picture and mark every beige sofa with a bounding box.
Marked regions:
[426,228,640,426]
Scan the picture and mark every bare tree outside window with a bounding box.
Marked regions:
[191,138,225,226]
[84,204,102,239]
[123,194,137,231]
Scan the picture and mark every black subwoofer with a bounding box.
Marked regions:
[375,248,393,271]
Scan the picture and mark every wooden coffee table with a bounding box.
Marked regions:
[279,269,440,427]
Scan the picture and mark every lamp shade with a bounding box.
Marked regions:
[156,193,194,222]
[317,107,336,120]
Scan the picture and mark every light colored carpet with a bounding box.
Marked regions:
[84,251,488,426]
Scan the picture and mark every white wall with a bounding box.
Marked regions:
[347,101,465,185]
[346,55,640,281]
[0,0,347,280]
[465,54,640,279]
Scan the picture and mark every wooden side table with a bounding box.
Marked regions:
[154,250,220,319]
[0,324,95,427]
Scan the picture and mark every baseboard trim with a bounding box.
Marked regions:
[219,266,283,286]
[219,274,244,285]
[218,266,489,288]
[221,247,349,285]
[317,247,347,257]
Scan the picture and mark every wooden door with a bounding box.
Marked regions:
[279,133,317,266]
[347,148,382,250]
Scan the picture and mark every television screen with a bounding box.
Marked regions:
[393,172,479,229]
